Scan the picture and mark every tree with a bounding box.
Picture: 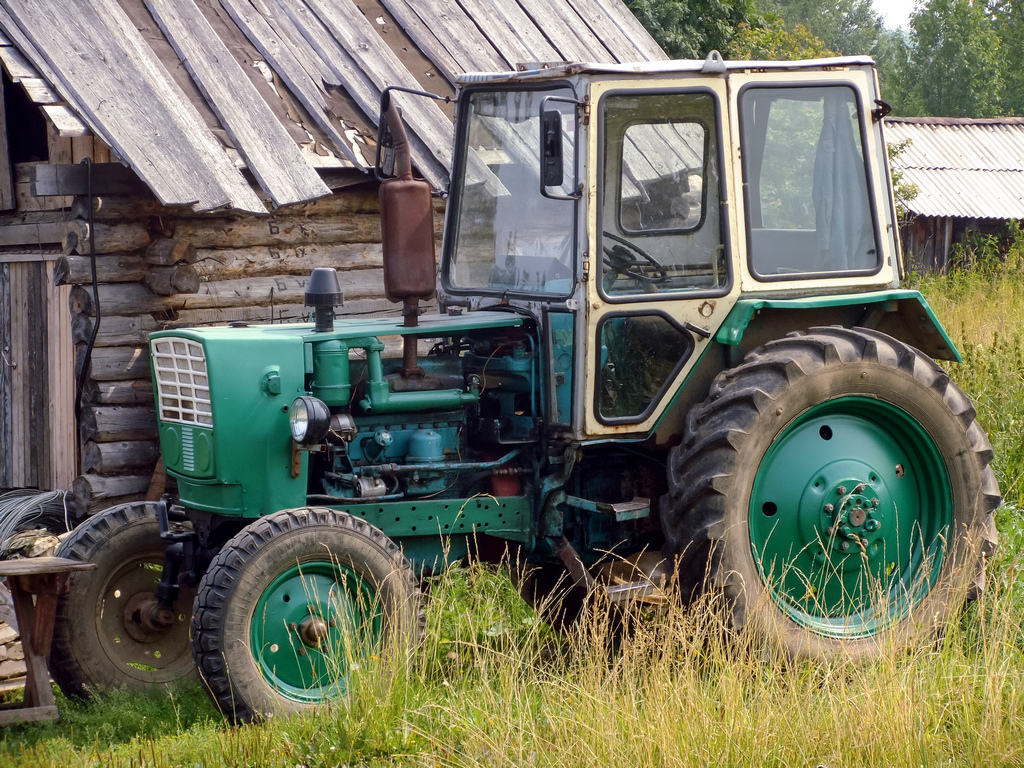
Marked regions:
[908,0,1003,117]
[726,17,835,59]
[991,0,1024,115]
[624,0,756,59]
[760,0,886,55]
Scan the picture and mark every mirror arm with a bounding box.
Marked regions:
[375,86,452,184]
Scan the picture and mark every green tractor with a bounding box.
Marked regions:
[53,53,999,721]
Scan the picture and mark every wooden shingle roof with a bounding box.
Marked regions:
[0,0,664,213]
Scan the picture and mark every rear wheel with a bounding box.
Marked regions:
[52,502,196,697]
[191,507,423,722]
[663,327,999,658]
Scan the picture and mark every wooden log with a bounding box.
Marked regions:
[145,264,201,295]
[83,379,154,405]
[71,194,179,221]
[53,254,148,285]
[72,474,151,516]
[271,185,380,216]
[79,405,158,442]
[62,220,151,255]
[82,439,160,475]
[144,238,198,266]
[145,456,167,502]
[75,344,150,382]
[72,313,158,347]
[70,270,389,316]
[172,214,381,248]
[193,242,383,280]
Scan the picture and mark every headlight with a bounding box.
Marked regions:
[289,396,331,445]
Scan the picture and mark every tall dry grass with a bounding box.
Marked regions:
[3,253,1024,767]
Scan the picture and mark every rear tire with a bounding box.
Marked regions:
[663,327,999,659]
[191,507,423,722]
[52,502,197,697]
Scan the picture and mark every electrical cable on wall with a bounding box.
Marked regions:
[73,158,101,424]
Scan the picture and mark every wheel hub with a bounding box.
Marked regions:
[123,592,176,643]
[818,478,886,560]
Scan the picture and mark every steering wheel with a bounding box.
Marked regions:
[602,232,667,284]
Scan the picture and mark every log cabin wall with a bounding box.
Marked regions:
[59,176,444,516]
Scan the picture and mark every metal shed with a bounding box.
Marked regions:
[0,0,664,511]
[885,116,1024,272]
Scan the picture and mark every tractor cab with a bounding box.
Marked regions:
[435,54,929,445]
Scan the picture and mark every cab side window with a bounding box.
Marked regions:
[740,86,879,278]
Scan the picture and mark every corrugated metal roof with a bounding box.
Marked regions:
[885,117,1024,219]
[0,0,664,213]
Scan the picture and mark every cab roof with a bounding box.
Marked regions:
[456,55,877,85]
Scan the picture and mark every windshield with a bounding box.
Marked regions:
[445,87,576,296]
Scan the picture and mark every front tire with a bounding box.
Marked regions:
[191,507,423,722]
[663,327,999,659]
[51,502,197,697]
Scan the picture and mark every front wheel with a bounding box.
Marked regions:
[663,327,1000,659]
[191,507,423,722]
[51,502,197,697]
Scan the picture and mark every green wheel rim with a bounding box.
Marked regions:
[749,397,953,638]
[250,561,381,702]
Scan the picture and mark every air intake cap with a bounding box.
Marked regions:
[305,268,343,332]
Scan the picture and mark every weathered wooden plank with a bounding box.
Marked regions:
[0,75,11,212]
[293,0,454,184]
[146,0,331,208]
[15,180,72,213]
[31,163,148,197]
[45,261,75,489]
[41,105,88,138]
[379,0,495,77]
[514,0,614,62]
[0,262,11,487]
[218,0,365,168]
[171,213,380,248]
[19,77,59,104]
[46,119,72,165]
[53,254,148,285]
[0,43,35,81]
[80,404,158,443]
[0,222,64,247]
[584,0,668,61]
[565,0,661,63]
[62,221,151,255]
[453,0,558,65]
[2,0,264,212]
[246,0,341,87]
[0,250,63,263]
[69,270,389,316]
[82,439,160,476]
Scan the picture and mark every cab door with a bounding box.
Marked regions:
[582,77,739,439]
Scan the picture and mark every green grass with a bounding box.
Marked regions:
[3,266,1024,768]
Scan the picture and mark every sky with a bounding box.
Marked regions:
[872,0,917,29]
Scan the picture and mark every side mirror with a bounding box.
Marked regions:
[540,109,563,187]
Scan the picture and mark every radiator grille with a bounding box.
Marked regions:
[151,337,213,427]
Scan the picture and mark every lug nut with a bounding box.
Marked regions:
[871,498,880,508]
[824,503,834,514]
[841,541,851,551]
[837,486,848,496]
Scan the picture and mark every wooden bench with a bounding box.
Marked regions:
[0,556,95,725]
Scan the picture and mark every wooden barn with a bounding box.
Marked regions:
[0,0,664,514]
[885,116,1024,272]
